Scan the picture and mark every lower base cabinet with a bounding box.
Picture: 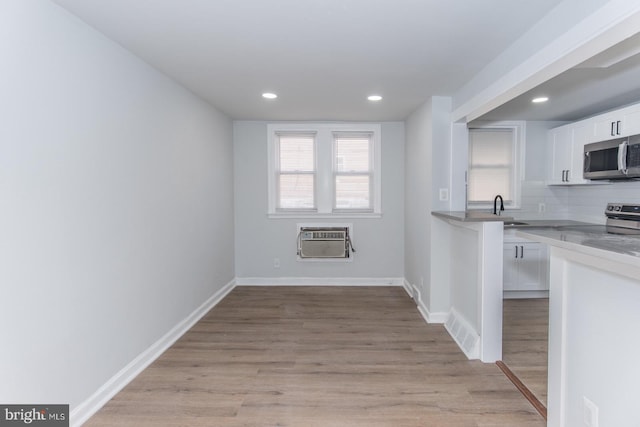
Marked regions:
[503,235,549,293]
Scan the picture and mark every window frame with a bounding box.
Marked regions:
[332,132,374,213]
[467,121,525,210]
[274,131,317,212]
[267,123,381,218]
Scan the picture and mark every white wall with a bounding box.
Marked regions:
[233,121,404,279]
[0,0,234,414]
[404,97,452,317]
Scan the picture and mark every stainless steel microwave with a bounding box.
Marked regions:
[583,135,640,180]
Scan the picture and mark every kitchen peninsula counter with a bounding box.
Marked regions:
[516,225,640,426]
[431,210,512,222]
[517,226,640,266]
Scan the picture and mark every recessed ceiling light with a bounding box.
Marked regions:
[262,92,277,99]
[532,96,549,103]
[368,95,383,101]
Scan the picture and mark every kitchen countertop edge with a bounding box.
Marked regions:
[517,228,640,267]
[431,211,511,222]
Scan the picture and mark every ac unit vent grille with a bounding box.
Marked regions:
[297,227,354,259]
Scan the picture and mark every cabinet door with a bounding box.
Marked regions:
[518,242,549,291]
[593,113,621,141]
[621,106,640,136]
[568,124,591,184]
[503,244,520,291]
[547,126,572,185]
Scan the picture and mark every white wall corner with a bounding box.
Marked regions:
[411,284,449,325]
[70,279,237,427]
[402,278,414,298]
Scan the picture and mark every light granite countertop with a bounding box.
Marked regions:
[432,210,640,261]
[518,225,640,263]
[431,211,593,228]
[431,210,513,222]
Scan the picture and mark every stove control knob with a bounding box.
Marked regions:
[608,206,614,211]
[615,206,622,211]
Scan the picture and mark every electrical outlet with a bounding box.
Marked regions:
[583,396,598,427]
[538,202,546,213]
[273,258,280,268]
[439,188,449,201]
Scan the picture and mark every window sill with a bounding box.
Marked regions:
[268,212,382,219]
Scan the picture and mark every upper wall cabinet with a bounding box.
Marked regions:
[547,101,640,186]
[591,103,640,142]
[547,122,595,185]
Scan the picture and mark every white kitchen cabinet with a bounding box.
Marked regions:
[592,103,640,141]
[503,235,548,293]
[547,123,592,185]
[547,125,572,184]
[547,122,609,185]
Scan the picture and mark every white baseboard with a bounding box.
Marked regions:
[406,281,449,324]
[503,290,549,299]
[235,277,405,287]
[444,308,480,360]
[70,279,236,427]
[401,278,413,297]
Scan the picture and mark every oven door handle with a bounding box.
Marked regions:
[618,140,628,174]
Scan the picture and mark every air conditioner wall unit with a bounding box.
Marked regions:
[297,226,355,259]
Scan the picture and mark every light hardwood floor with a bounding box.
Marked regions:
[86,286,545,426]
[502,298,549,406]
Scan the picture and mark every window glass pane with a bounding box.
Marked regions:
[279,135,314,172]
[469,130,512,165]
[335,175,370,209]
[468,168,512,202]
[335,137,370,172]
[278,174,314,209]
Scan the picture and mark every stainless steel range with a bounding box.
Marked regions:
[556,203,640,236]
[606,203,640,229]
[604,203,640,234]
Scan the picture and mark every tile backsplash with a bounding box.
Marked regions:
[566,180,640,223]
[514,180,640,223]
[514,181,568,220]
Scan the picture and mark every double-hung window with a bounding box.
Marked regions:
[467,122,524,209]
[276,132,316,211]
[268,123,381,217]
[333,133,373,211]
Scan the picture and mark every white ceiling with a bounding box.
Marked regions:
[480,32,640,123]
[52,0,564,121]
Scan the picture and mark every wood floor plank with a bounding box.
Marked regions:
[502,298,549,405]
[85,286,545,426]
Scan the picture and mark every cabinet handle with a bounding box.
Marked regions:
[611,121,616,136]
[617,120,621,135]
[561,170,565,182]
[515,246,518,258]
[520,246,524,259]
[566,170,570,182]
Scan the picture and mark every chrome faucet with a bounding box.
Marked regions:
[493,195,504,216]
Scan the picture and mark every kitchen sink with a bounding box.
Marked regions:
[503,221,529,226]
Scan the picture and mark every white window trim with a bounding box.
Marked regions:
[274,131,317,212]
[332,131,374,213]
[467,120,525,210]
[267,123,381,218]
